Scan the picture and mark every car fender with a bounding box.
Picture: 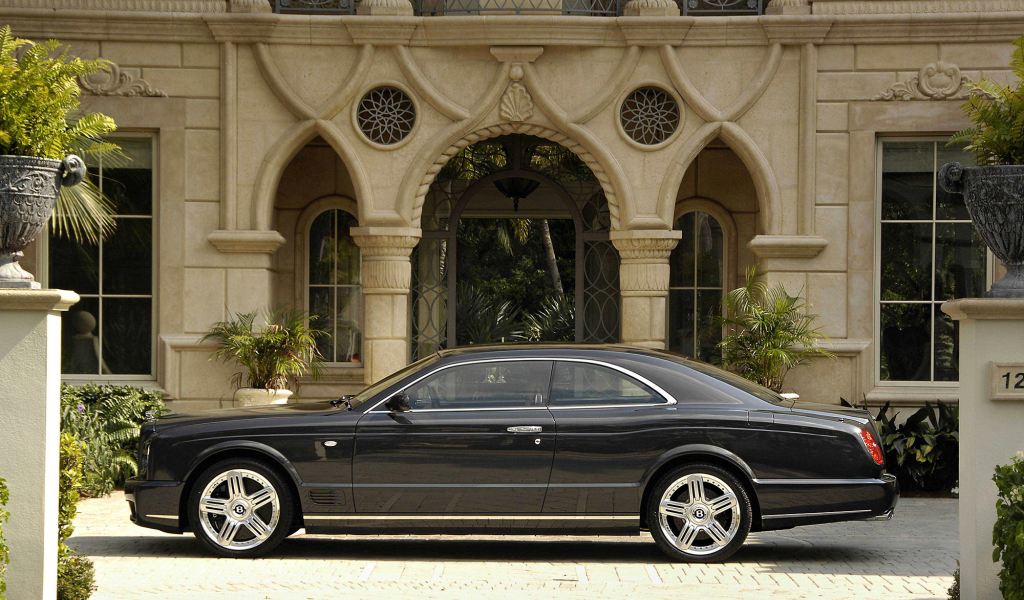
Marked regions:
[640,444,757,492]
[182,439,305,487]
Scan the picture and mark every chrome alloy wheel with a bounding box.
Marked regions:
[198,469,280,550]
[657,473,741,556]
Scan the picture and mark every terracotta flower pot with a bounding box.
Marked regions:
[939,162,1024,298]
[233,387,293,407]
[0,154,86,288]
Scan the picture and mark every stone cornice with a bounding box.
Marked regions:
[747,234,828,258]
[207,229,286,253]
[942,298,1024,321]
[4,10,1024,46]
[0,289,80,312]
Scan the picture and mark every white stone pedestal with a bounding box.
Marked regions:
[0,289,79,600]
[942,298,1024,600]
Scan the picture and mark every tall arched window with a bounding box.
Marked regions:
[307,207,362,363]
[669,210,725,361]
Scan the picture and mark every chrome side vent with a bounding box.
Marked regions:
[309,489,344,505]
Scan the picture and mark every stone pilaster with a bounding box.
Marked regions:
[350,226,421,385]
[610,230,681,350]
[0,289,79,600]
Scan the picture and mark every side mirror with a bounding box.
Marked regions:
[385,393,411,413]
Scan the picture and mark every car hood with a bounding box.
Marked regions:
[787,401,872,425]
[154,401,344,430]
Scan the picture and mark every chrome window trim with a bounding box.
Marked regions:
[303,514,637,521]
[762,509,871,520]
[365,356,677,413]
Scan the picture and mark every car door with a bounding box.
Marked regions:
[352,359,555,515]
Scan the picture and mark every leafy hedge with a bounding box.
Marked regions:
[59,384,167,497]
[994,454,1024,600]
[58,434,94,600]
[0,478,8,600]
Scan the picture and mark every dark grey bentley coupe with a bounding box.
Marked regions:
[126,345,898,562]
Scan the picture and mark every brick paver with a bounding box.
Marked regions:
[69,494,957,599]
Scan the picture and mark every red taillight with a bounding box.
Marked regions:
[860,428,884,466]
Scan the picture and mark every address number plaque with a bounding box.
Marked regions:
[991,362,1024,401]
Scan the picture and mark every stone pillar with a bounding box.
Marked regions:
[611,230,681,350]
[942,298,1024,600]
[0,289,79,600]
[351,227,421,385]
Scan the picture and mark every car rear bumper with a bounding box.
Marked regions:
[754,473,899,530]
[125,478,186,534]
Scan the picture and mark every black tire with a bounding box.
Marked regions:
[646,462,752,563]
[187,457,295,558]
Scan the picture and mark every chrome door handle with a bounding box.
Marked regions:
[507,426,543,433]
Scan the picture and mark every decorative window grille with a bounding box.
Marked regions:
[620,87,681,146]
[356,87,416,146]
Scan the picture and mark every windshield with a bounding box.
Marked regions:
[347,353,441,408]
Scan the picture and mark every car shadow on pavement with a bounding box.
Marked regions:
[67,534,949,577]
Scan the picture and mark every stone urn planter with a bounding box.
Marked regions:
[233,387,293,407]
[939,162,1024,298]
[0,154,87,288]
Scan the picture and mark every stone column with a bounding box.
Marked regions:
[351,227,421,385]
[942,298,1024,600]
[611,230,681,350]
[0,289,79,600]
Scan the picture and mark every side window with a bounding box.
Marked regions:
[549,362,662,407]
[404,361,552,410]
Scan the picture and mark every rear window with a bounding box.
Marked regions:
[674,360,787,405]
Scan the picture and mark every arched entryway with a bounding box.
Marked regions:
[412,134,620,359]
[668,140,760,361]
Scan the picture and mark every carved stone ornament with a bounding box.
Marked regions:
[872,61,973,101]
[77,62,167,98]
[939,163,1024,298]
[499,81,533,123]
[0,155,87,288]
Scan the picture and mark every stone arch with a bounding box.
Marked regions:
[657,121,781,236]
[251,119,373,232]
[409,122,622,230]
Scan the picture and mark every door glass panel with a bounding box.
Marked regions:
[935,222,986,300]
[695,212,723,288]
[405,361,553,409]
[880,222,932,301]
[879,303,931,382]
[549,362,661,407]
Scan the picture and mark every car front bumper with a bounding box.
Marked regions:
[125,478,186,534]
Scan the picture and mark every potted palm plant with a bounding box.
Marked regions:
[0,27,119,288]
[939,33,1024,298]
[716,267,835,394]
[202,308,326,406]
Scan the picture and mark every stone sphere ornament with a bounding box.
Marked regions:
[939,162,1024,298]
[0,154,87,288]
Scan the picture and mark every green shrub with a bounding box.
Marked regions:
[58,434,95,600]
[202,308,325,390]
[0,478,8,600]
[949,563,960,600]
[949,34,1024,166]
[844,398,960,492]
[520,294,575,342]
[874,401,959,492]
[57,555,94,600]
[0,26,121,245]
[716,266,834,393]
[59,384,166,497]
[993,454,1024,600]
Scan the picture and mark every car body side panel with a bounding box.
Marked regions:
[352,408,556,514]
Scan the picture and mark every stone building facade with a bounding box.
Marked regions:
[10,0,1019,409]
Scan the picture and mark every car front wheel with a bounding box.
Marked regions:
[187,458,294,558]
[647,463,752,562]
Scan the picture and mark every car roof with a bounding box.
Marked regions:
[435,343,678,361]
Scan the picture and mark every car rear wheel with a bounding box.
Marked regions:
[187,458,294,558]
[647,463,751,563]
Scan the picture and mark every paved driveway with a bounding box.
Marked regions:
[70,494,957,600]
